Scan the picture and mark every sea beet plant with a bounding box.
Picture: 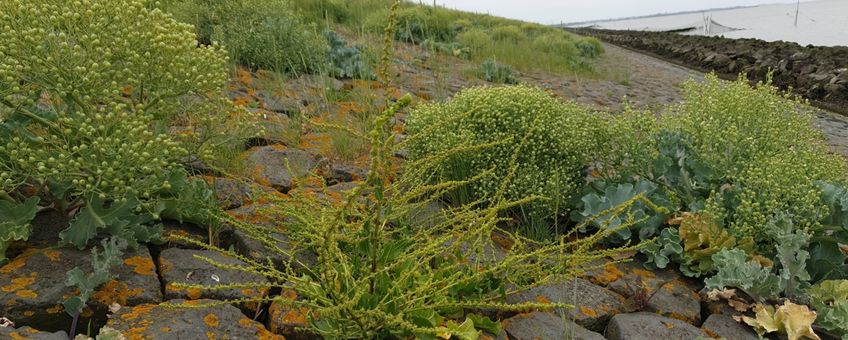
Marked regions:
[167,92,656,338]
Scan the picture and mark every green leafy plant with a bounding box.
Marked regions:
[325,30,376,80]
[571,180,669,243]
[809,280,848,338]
[406,85,603,222]
[642,227,683,270]
[64,238,128,337]
[0,197,39,264]
[478,60,519,84]
[704,248,781,300]
[677,213,754,277]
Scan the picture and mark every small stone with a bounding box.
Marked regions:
[501,312,605,340]
[0,247,161,332]
[505,278,626,331]
[605,312,708,340]
[0,326,67,340]
[322,163,367,185]
[204,177,253,210]
[105,299,282,339]
[701,314,759,340]
[158,249,269,315]
[244,146,323,193]
[646,280,702,324]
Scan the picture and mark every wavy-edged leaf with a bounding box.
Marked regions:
[0,197,40,263]
[59,196,140,249]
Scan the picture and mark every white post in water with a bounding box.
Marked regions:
[795,0,800,27]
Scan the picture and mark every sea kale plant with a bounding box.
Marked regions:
[325,30,376,80]
[0,0,225,262]
[406,85,603,224]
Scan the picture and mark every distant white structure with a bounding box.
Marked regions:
[651,15,741,36]
[565,0,847,47]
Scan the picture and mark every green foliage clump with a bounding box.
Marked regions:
[0,0,225,260]
[809,280,848,338]
[668,75,845,244]
[164,0,326,74]
[576,38,605,58]
[407,85,601,221]
[325,30,375,80]
[478,60,519,84]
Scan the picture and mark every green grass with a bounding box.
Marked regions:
[292,0,605,76]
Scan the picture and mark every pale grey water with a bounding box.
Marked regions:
[579,0,848,47]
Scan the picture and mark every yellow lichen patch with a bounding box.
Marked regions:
[0,249,39,274]
[631,268,656,280]
[42,249,62,262]
[47,305,63,314]
[204,313,220,328]
[5,298,18,307]
[239,318,254,327]
[23,310,34,317]
[535,295,552,304]
[590,263,624,286]
[92,279,144,306]
[124,256,156,276]
[121,304,156,321]
[702,327,720,339]
[2,272,38,296]
[668,312,693,323]
[206,331,217,340]
[15,290,37,299]
[579,306,598,317]
[9,332,27,340]
[662,321,675,329]
[187,287,203,300]
[282,308,309,327]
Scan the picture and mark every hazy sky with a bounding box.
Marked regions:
[432,0,809,24]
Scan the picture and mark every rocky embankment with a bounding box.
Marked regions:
[571,28,848,114]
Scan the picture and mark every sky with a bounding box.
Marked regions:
[432,0,810,24]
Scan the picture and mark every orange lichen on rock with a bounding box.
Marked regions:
[121,304,156,321]
[204,313,220,328]
[535,295,552,304]
[0,249,38,274]
[23,310,34,317]
[187,287,203,300]
[124,256,156,276]
[590,263,624,285]
[47,304,64,314]
[2,272,38,299]
[631,268,656,280]
[42,249,61,262]
[92,279,144,306]
[579,306,598,317]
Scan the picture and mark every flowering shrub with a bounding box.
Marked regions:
[667,75,846,245]
[0,0,226,261]
[407,85,602,221]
